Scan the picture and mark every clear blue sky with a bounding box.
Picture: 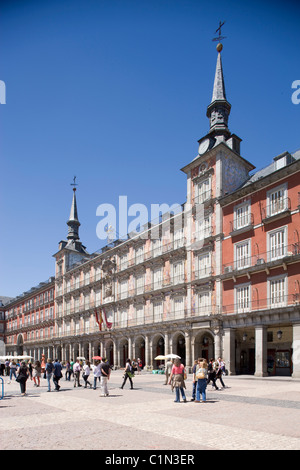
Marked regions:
[1,0,299,297]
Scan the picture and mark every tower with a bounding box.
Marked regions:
[53,179,90,276]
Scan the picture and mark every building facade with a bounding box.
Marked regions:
[4,278,55,358]
[3,43,300,377]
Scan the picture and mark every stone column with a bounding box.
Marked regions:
[145,335,150,369]
[185,330,192,371]
[292,323,300,378]
[255,325,268,377]
[223,328,236,375]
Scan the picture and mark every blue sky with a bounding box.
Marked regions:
[1,0,299,297]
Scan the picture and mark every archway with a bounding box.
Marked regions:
[152,334,165,368]
[194,331,214,362]
[134,335,145,368]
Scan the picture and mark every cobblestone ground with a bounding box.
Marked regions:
[0,371,300,451]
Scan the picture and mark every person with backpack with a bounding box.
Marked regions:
[53,359,63,391]
[120,358,134,390]
[194,358,208,402]
[16,361,29,396]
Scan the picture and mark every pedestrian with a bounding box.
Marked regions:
[93,361,101,389]
[9,360,17,382]
[137,358,142,374]
[191,360,198,401]
[73,359,82,387]
[100,358,111,396]
[70,359,74,380]
[33,360,42,387]
[207,358,219,390]
[0,362,5,376]
[53,359,63,391]
[164,358,173,385]
[83,360,92,389]
[168,358,187,403]
[28,361,33,380]
[215,358,226,389]
[45,358,54,392]
[195,358,208,403]
[17,361,29,396]
[5,359,10,377]
[120,358,134,390]
[65,361,71,381]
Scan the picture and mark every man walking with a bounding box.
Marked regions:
[53,359,63,391]
[73,359,82,387]
[100,358,111,397]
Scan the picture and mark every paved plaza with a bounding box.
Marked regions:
[0,370,300,451]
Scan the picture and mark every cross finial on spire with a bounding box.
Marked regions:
[212,20,226,43]
[70,176,78,191]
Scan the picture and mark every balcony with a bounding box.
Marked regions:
[222,243,300,276]
[229,213,254,237]
[262,197,291,224]
[192,189,212,206]
[222,294,300,315]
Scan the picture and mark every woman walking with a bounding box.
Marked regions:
[195,358,208,403]
[83,361,92,388]
[17,361,29,396]
[120,359,134,390]
[168,358,187,403]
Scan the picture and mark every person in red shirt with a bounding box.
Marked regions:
[168,358,187,403]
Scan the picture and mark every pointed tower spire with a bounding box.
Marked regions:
[206,42,231,138]
[67,177,80,241]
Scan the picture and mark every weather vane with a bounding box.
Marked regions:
[70,176,78,190]
[212,20,226,42]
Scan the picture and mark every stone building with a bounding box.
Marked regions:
[3,43,300,376]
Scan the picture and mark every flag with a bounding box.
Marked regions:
[102,307,113,329]
[94,309,102,331]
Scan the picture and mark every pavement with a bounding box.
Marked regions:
[0,370,300,451]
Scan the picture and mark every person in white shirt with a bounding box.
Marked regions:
[82,361,92,388]
[73,360,82,387]
[93,361,101,390]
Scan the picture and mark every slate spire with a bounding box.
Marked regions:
[206,43,231,137]
[67,187,81,241]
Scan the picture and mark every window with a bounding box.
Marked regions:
[119,308,127,328]
[196,178,211,203]
[268,227,287,261]
[119,279,128,299]
[235,240,251,269]
[197,291,211,315]
[267,184,288,217]
[174,227,184,248]
[174,296,184,319]
[197,251,211,278]
[153,267,162,289]
[119,253,128,270]
[195,216,211,240]
[234,201,251,230]
[135,273,144,295]
[152,238,162,257]
[172,260,184,284]
[136,305,144,325]
[95,289,101,307]
[269,276,286,308]
[236,284,250,313]
[153,301,163,322]
[135,245,144,264]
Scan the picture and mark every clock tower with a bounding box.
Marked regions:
[53,181,90,276]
